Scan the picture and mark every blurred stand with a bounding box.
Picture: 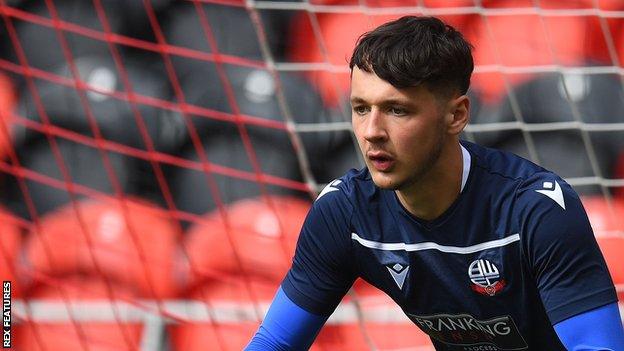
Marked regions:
[0,1,622,350]
[4,137,135,218]
[171,196,308,351]
[473,72,624,195]
[15,197,180,350]
[168,132,304,222]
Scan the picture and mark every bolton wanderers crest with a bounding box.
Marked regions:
[468,259,506,296]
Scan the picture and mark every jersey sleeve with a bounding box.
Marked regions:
[245,287,328,350]
[516,173,618,324]
[281,180,358,316]
[553,302,624,350]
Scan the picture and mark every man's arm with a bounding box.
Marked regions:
[245,287,328,350]
[246,177,357,349]
[554,302,624,351]
[516,174,622,346]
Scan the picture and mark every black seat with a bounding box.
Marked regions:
[5,137,135,218]
[15,54,186,152]
[479,72,624,194]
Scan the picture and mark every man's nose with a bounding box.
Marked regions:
[363,109,388,143]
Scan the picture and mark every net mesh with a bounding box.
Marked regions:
[0,0,623,350]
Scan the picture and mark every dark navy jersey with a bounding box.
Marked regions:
[281,140,617,351]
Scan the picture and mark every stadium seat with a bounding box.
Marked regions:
[168,45,348,195]
[584,0,624,65]
[3,0,175,72]
[24,197,181,299]
[312,140,362,185]
[170,196,310,351]
[581,196,624,300]
[469,0,594,104]
[5,138,135,217]
[486,128,612,195]
[478,73,624,194]
[582,196,624,235]
[481,0,593,8]
[16,54,185,153]
[14,276,143,351]
[314,279,433,350]
[163,2,266,62]
[0,208,23,297]
[173,196,433,350]
[615,152,624,199]
[309,0,474,7]
[163,1,294,114]
[496,73,624,125]
[172,59,344,156]
[0,72,15,160]
[5,1,124,73]
[287,2,474,107]
[168,131,306,218]
[596,236,624,301]
[183,196,309,290]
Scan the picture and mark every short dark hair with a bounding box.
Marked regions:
[349,16,474,97]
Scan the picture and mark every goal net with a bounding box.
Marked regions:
[0,0,622,350]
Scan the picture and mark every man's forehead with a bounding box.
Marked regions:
[350,67,429,103]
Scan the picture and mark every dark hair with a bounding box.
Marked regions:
[349,16,474,97]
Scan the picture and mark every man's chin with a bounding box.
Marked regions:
[369,171,401,190]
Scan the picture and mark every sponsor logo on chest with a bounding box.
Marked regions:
[407,312,528,350]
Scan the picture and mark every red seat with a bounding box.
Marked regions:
[581,196,624,300]
[0,209,23,297]
[470,0,594,104]
[183,196,310,289]
[172,196,434,350]
[585,1,624,65]
[287,1,474,107]
[582,196,624,236]
[171,196,310,351]
[14,276,143,351]
[313,279,433,350]
[596,236,624,300]
[24,198,181,299]
[310,0,473,7]
[614,152,624,200]
[0,72,15,160]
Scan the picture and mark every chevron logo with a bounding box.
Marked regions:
[387,263,409,290]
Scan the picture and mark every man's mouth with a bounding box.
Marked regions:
[367,152,395,172]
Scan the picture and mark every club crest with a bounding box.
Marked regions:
[468,259,505,296]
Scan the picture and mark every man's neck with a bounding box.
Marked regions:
[395,141,464,221]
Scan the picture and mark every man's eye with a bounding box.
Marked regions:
[353,106,370,115]
[390,107,407,116]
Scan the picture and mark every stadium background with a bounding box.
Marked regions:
[0,0,623,350]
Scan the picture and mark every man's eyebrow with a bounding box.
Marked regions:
[349,97,412,106]
[350,97,367,104]
[382,99,412,106]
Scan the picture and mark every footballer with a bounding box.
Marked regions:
[246,16,624,350]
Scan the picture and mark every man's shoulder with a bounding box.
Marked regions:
[463,140,579,214]
[462,140,546,183]
[315,167,376,206]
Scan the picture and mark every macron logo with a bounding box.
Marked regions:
[535,180,566,210]
[387,263,409,290]
[316,180,342,201]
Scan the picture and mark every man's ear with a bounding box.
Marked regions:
[446,95,470,135]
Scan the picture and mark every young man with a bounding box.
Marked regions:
[246,16,624,350]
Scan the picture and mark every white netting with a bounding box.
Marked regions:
[0,1,623,350]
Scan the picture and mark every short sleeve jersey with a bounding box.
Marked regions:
[281,140,617,351]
